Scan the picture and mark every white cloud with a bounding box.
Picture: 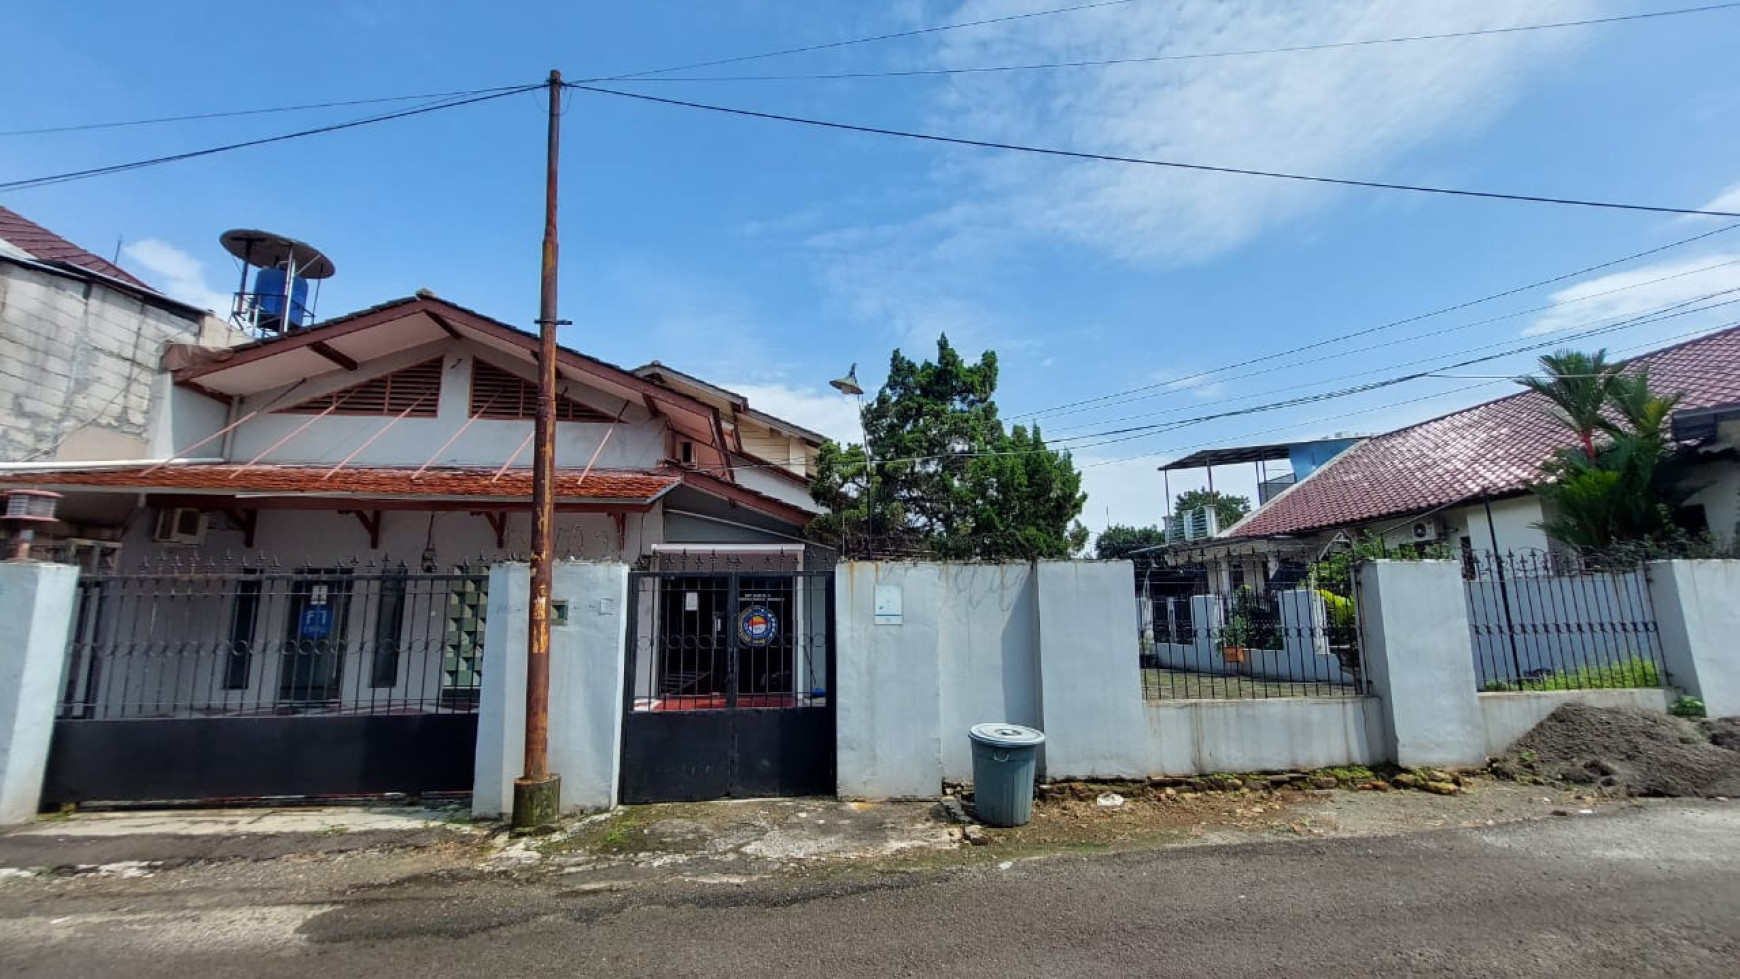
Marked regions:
[799,1,1596,356]
[1686,180,1740,221]
[726,381,866,444]
[928,0,1596,263]
[121,238,231,314]
[1524,253,1740,336]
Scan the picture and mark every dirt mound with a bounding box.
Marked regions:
[1492,703,1740,798]
[1704,717,1740,752]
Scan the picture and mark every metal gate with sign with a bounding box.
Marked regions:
[41,561,486,807]
[619,565,834,803]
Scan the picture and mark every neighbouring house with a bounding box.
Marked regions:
[1175,324,1740,587]
[0,290,825,570]
[0,206,246,468]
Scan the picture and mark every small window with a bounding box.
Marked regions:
[469,359,611,422]
[280,358,442,417]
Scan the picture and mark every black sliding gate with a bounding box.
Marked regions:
[619,567,835,803]
[42,562,486,807]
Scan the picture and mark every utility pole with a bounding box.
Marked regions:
[515,68,566,829]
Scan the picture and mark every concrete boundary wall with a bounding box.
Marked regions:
[1145,698,1385,775]
[1479,688,1674,757]
[1648,560,1740,718]
[473,561,630,817]
[0,562,79,825]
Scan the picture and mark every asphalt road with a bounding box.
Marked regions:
[2,803,1736,978]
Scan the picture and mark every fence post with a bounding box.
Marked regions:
[473,562,530,818]
[0,561,80,824]
[1647,560,1740,718]
[1356,560,1486,768]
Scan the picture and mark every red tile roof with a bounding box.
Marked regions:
[1228,324,1740,538]
[0,465,679,502]
[0,206,153,289]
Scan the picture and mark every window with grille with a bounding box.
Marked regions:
[279,358,443,416]
[470,358,611,422]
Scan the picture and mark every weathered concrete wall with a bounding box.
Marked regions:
[938,564,1041,779]
[1357,561,1487,767]
[1145,698,1385,775]
[1479,688,1674,757]
[1034,561,1146,779]
[0,562,79,823]
[473,561,631,817]
[0,263,211,463]
[835,563,945,799]
[1649,560,1740,718]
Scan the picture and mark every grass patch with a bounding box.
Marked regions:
[1481,657,1660,693]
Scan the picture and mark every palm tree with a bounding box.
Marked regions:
[1517,350,1622,461]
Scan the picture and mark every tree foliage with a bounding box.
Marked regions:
[1522,353,1692,551]
[1094,524,1167,560]
[1172,489,1251,532]
[807,336,1089,560]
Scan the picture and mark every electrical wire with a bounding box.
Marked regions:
[687,295,1740,475]
[0,85,543,194]
[1017,221,1740,420]
[579,0,1141,83]
[569,84,1740,221]
[0,84,535,138]
[1034,254,1740,431]
[623,3,1740,83]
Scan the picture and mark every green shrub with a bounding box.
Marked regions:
[1670,695,1707,718]
[1481,656,1660,692]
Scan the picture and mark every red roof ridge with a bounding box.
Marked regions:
[0,206,154,290]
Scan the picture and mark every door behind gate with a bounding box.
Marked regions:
[619,568,835,803]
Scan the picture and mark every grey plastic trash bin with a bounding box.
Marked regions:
[968,723,1046,827]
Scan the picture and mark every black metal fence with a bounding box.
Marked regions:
[59,560,490,720]
[628,554,831,713]
[1139,574,1365,700]
[1463,551,1665,692]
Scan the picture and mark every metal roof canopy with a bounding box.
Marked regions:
[1160,442,1297,471]
[220,229,336,278]
[1159,436,1362,472]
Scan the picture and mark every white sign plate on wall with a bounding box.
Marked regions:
[874,584,903,626]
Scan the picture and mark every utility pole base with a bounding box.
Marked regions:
[512,775,562,830]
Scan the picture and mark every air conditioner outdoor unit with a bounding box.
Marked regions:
[1410,518,1445,543]
[152,507,206,545]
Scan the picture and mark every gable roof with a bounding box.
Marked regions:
[636,361,828,446]
[0,206,153,289]
[168,292,737,475]
[1227,323,1740,539]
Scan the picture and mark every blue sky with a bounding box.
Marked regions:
[5,1,1740,536]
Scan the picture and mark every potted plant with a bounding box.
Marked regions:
[1220,610,1251,664]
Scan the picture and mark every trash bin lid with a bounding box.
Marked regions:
[969,722,1046,747]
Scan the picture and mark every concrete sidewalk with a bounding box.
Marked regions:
[0,806,479,871]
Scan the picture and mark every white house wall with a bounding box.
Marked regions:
[1684,459,1740,548]
[1446,495,1552,557]
[733,464,821,513]
[223,343,665,470]
[0,263,214,462]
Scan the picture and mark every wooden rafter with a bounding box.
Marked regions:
[341,509,384,548]
[309,340,359,371]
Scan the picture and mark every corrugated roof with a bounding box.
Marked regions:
[1228,324,1740,538]
[0,206,153,289]
[0,464,679,502]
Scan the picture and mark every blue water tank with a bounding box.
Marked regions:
[254,267,311,329]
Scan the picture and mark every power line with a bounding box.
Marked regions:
[569,84,1740,221]
[0,85,543,194]
[580,0,1141,83]
[1019,222,1740,419]
[1034,253,1740,430]
[0,84,534,138]
[624,3,1740,83]
[1046,290,1740,450]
